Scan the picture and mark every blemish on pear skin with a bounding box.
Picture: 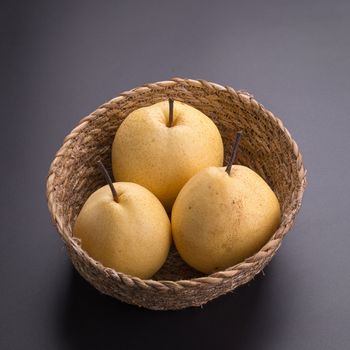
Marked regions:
[188,206,192,210]
[221,241,233,252]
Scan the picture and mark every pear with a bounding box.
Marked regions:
[171,132,281,274]
[73,162,171,279]
[112,99,224,211]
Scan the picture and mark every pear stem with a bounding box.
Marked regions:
[168,98,174,127]
[97,161,118,202]
[225,131,242,175]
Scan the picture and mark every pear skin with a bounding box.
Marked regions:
[74,182,171,279]
[112,100,224,211]
[172,166,281,274]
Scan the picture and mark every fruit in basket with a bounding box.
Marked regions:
[171,132,281,274]
[112,99,224,211]
[73,161,171,279]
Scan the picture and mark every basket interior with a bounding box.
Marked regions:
[50,83,301,281]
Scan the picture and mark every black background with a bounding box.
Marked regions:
[1,1,350,349]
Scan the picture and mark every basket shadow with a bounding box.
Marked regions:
[59,263,284,349]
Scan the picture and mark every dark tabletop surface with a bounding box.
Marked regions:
[1,0,350,349]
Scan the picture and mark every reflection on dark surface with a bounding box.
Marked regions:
[60,263,284,349]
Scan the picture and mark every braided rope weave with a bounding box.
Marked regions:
[46,78,306,310]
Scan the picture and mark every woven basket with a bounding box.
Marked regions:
[47,78,306,310]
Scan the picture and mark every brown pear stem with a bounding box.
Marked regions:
[225,131,242,175]
[97,161,118,202]
[168,98,174,127]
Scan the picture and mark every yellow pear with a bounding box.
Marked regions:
[112,99,224,210]
[171,132,281,274]
[73,162,171,279]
